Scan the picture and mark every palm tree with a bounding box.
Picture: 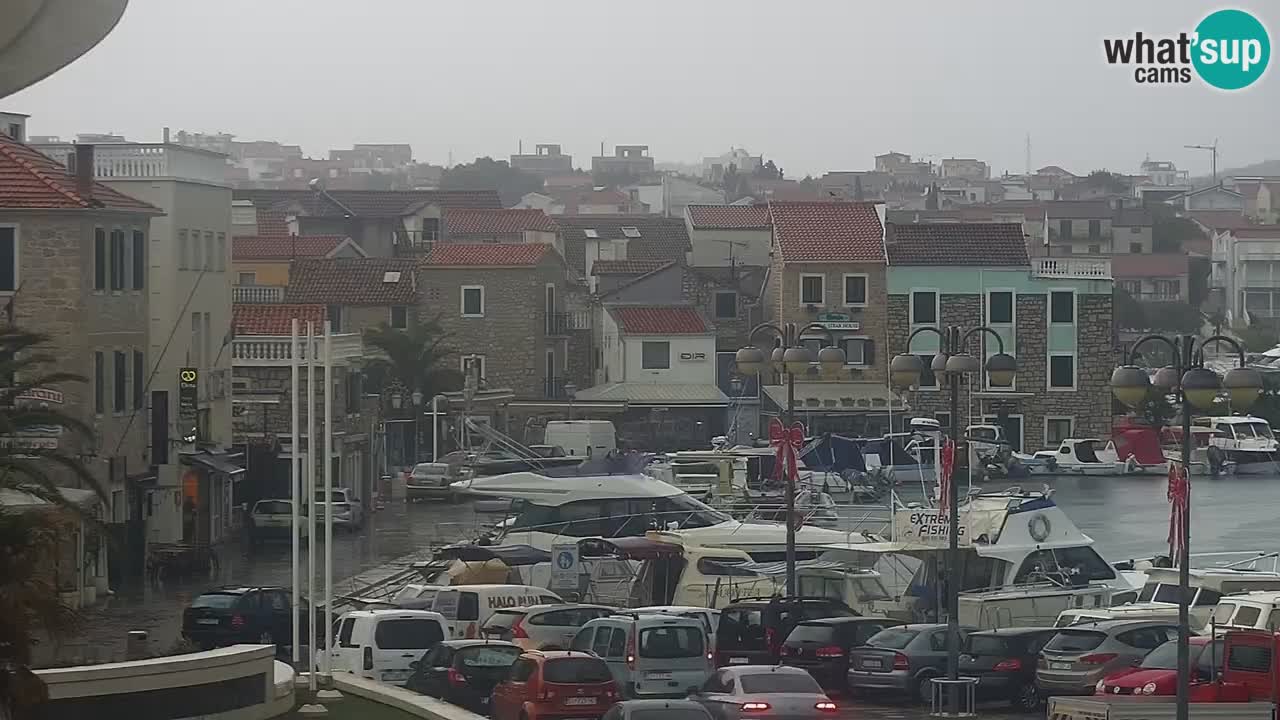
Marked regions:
[0,327,104,718]
[362,316,463,399]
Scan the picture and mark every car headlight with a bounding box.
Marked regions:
[1095,679,1106,693]
[1141,682,1157,695]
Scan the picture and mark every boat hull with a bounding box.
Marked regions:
[1225,452,1280,475]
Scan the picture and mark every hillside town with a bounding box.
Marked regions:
[2,4,1279,720]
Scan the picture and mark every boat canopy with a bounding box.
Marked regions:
[700,558,875,577]
[435,544,551,566]
[579,536,683,560]
[1112,419,1165,465]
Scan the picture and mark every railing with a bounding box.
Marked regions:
[232,285,285,303]
[1128,291,1183,302]
[231,333,364,365]
[544,377,574,399]
[546,311,591,335]
[32,143,228,186]
[1033,257,1112,279]
[392,229,437,257]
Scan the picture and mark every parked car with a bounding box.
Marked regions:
[314,488,363,529]
[689,665,838,720]
[432,585,563,639]
[181,586,300,651]
[248,499,308,543]
[491,650,621,720]
[959,627,1059,710]
[481,604,616,650]
[847,623,976,704]
[781,617,902,691]
[571,613,712,699]
[716,596,857,666]
[1036,619,1182,696]
[407,462,458,501]
[632,606,721,646]
[600,699,712,720]
[327,609,448,685]
[1097,635,1223,696]
[405,639,523,712]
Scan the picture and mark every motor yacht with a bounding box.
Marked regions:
[1110,552,1280,631]
[1193,415,1280,475]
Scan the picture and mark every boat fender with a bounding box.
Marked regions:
[1207,446,1225,476]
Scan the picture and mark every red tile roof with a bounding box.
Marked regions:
[609,305,709,335]
[421,242,554,267]
[1231,228,1280,238]
[285,258,418,305]
[686,204,771,230]
[591,259,671,275]
[232,304,326,335]
[1110,253,1189,279]
[1187,210,1257,231]
[768,201,884,263]
[255,208,290,237]
[233,235,348,260]
[0,136,162,212]
[235,189,501,218]
[443,208,557,237]
[886,223,1029,266]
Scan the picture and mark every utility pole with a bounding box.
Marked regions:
[1185,140,1219,183]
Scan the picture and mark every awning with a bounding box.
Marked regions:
[573,382,728,407]
[435,544,551,566]
[762,382,905,413]
[181,450,246,476]
[0,486,101,513]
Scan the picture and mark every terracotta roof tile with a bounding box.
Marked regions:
[232,304,326,335]
[686,204,771,229]
[0,136,163,213]
[1231,228,1280,238]
[443,208,557,237]
[1111,253,1189,278]
[609,305,709,334]
[886,223,1029,266]
[768,201,884,263]
[255,208,289,237]
[285,258,418,305]
[556,216,691,275]
[421,243,553,267]
[233,189,501,218]
[591,259,671,275]
[1188,210,1259,231]
[233,235,348,260]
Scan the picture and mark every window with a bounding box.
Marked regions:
[94,228,107,289]
[133,350,145,410]
[988,291,1013,324]
[840,337,870,366]
[461,354,485,380]
[1129,242,1143,254]
[1049,354,1076,390]
[203,231,214,270]
[591,627,613,657]
[113,350,127,413]
[1120,280,1142,295]
[109,229,125,290]
[1045,417,1073,445]
[1088,219,1101,239]
[621,226,641,238]
[1087,244,1101,254]
[1050,290,1075,323]
[1227,643,1271,673]
[911,290,938,324]
[843,274,867,306]
[641,341,670,369]
[215,232,226,272]
[374,618,444,650]
[94,351,105,414]
[640,626,704,658]
[934,411,951,429]
[325,305,341,332]
[461,286,484,317]
[237,272,256,285]
[1058,219,1071,239]
[570,629,594,652]
[1014,546,1115,584]
[913,355,938,389]
[190,231,201,272]
[583,229,599,239]
[800,274,824,305]
[389,306,408,329]
[131,230,145,289]
[714,291,737,319]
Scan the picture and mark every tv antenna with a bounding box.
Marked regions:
[1185,139,1219,183]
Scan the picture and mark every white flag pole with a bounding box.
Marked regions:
[290,318,300,666]
[322,321,334,677]
[306,320,317,692]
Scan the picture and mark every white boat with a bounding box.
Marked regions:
[1110,552,1280,631]
[1032,438,1133,475]
[1194,415,1280,475]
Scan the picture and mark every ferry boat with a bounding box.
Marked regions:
[1193,416,1280,475]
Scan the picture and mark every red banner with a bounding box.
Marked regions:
[938,438,956,514]
[1167,461,1189,559]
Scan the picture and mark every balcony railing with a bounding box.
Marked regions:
[546,311,591,336]
[1033,257,1112,280]
[231,333,363,366]
[32,143,228,186]
[232,285,285,303]
[393,229,437,257]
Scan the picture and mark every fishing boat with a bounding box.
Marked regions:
[1032,438,1133,475]
[1193,415,1280,475]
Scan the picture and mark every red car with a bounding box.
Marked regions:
[1097,636,1223,696]
[492,650,621,720]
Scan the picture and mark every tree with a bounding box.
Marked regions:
[720,164,748,203]
[440,157,543,207]
[1153,216,1206,253]
[362,317,463,399]
[753,159,782,180]
[0,328,105,719]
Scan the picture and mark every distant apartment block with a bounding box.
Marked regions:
[940,157,990,181]
[510,144,573,176]
[592,145,655,177]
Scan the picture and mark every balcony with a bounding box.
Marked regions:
[33,142,228,185]
[232,284,285,303]
[231,333,363,366]
[546,311,591,336]
[1033,257,1112,280]
[393,229,437,257]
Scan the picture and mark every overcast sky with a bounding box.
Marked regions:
[6,0,1276,177]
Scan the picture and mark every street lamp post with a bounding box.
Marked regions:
[735,322,847,596]
[1110,334,1260,720]
[564,382,577,420]
[411,389,424,463]
[890,325,1016,716]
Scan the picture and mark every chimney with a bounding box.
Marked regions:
[73,144,94,200]
[163,126,171,143]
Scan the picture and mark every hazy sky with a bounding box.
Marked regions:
[6,0,1277,177]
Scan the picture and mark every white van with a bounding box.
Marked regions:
[544,420,616,458]
[328,609,448,685]
[431,584,563,639]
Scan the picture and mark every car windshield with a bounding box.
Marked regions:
[739,672,822,694]
[458,646,522,668]
[965,635,1013,655]
[544,658,612,684]
[1141,641,1181,669]
[314,491,346,502]
[639,626,704,658]
[787,623,837,643]
[374,619,444,650]
[255,501,289,514]
[864,628,919,650]
[190,593,240,609]
[1045,630,1107,652]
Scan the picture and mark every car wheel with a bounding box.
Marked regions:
[1011,681,1041,711]
[914,673,936,705]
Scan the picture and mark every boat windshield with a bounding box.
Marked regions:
[1230,422,1274,440]
[1012,546,1116,584]
[508,494,731,537]
[1138,582,1189,604]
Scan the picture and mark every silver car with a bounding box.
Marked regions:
[602,699,712,720]
[1036,618,1181,696]
[689,665,838,720]
[480,603,615,650]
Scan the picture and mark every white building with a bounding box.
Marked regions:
[701,147,763,182]
[684,204,772,267]
[625,176,725,218]
[1211,226,1280,325]
[580,305,726,407]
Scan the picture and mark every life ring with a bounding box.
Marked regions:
[1028,513,1051,542]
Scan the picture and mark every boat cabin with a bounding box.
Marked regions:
[1116,564,1280,630]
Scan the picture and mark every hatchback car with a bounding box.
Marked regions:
[481,604,616,650]
[407,462,457,501]
[600,699,712,720]
[847,623,975,703]
[405,639,523,712]
[1097,635,1223,696]
[1036,619,1181,696]
[689,665,838,720]
[959,627,1058,710]
[181,586,299,651]
[248,499,308,544]
[572,613,712,699]
[314,489,363,529]
[491,650,621,720]
[781,617,902,691]
[716,596,857,666]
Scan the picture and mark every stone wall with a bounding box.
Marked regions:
[680,267,753,352]
[777,262,887,383]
